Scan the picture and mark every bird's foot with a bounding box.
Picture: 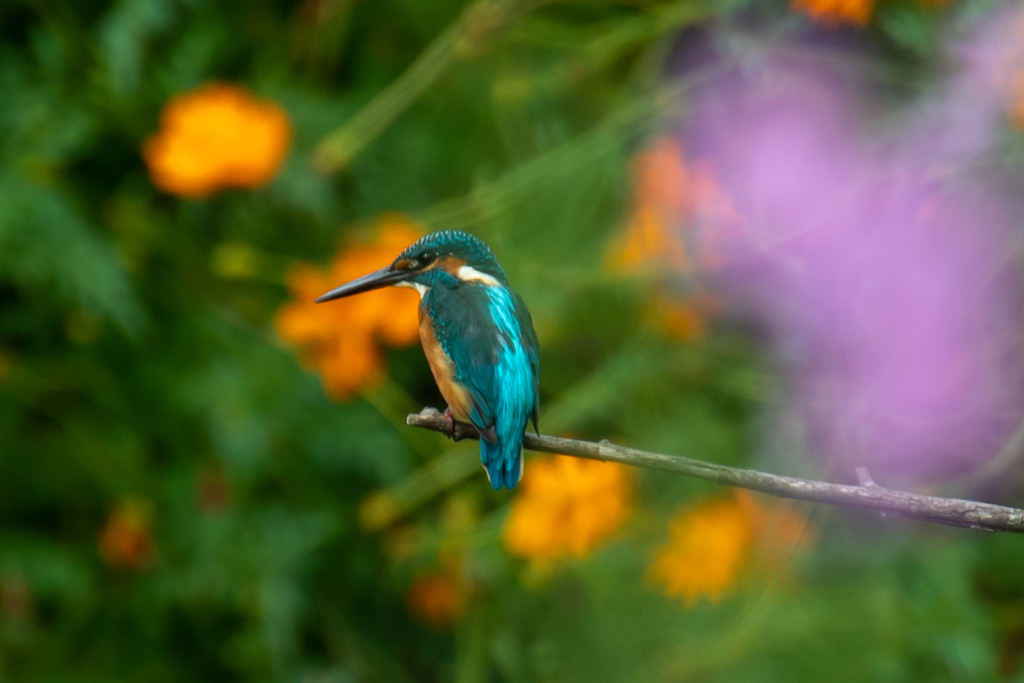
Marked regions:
[442,407,464,442]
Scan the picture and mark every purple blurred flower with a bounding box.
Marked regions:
[684,16,1024,481]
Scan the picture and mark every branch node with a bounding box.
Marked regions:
[855,466,879,488]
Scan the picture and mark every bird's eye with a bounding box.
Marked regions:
[418,251,437,266]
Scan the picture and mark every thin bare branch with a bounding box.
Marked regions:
[407,407,1024,534]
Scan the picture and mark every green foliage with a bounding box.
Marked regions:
[0,0,1022,681]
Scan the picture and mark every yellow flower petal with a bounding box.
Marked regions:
[649,497,751,605]
[503,456,632,561]
[143,83,291,197]
[275,216,423,400]
[791,0,874,27]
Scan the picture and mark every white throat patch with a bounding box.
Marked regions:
[457,265,500,287]
[395,280,429,297]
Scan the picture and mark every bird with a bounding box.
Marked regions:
[314,230,540,490]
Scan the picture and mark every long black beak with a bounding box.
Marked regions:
[314,265,409,303]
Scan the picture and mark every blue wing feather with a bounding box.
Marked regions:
[511,290,541,433]
[426,282,538,490]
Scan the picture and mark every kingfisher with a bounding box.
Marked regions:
[314,230,540,490]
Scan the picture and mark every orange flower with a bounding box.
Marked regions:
[791,0,873,27]
[406,563,466,628]
[143,83,291,197]
[503,456,631,561]
[612,205,693,275]
[649,491,812,606]
[608,138,691,274]
[610,136,738,274]
[649,497,752,605]
[608,136,737,341]
[643,294,715,342]
[276,216,422,399]
[98,498,156,570]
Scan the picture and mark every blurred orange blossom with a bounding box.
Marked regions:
[649,491,812,606]
[790,0,945,27]
[98,498,156,570]
[608,136,691,274]
[276,217,422,399]
[791,0,874,26]
[651,296,711,341]
[608,136,735,341]
[143,83,291,197]
[503,455,631,561]
[406,562,466,628]
[649,496,751,605]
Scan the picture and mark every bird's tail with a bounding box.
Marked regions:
[481,435,524,490]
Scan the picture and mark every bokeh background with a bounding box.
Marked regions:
[3,0,1024,680]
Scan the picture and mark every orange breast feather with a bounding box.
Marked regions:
[419,309,474,423]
